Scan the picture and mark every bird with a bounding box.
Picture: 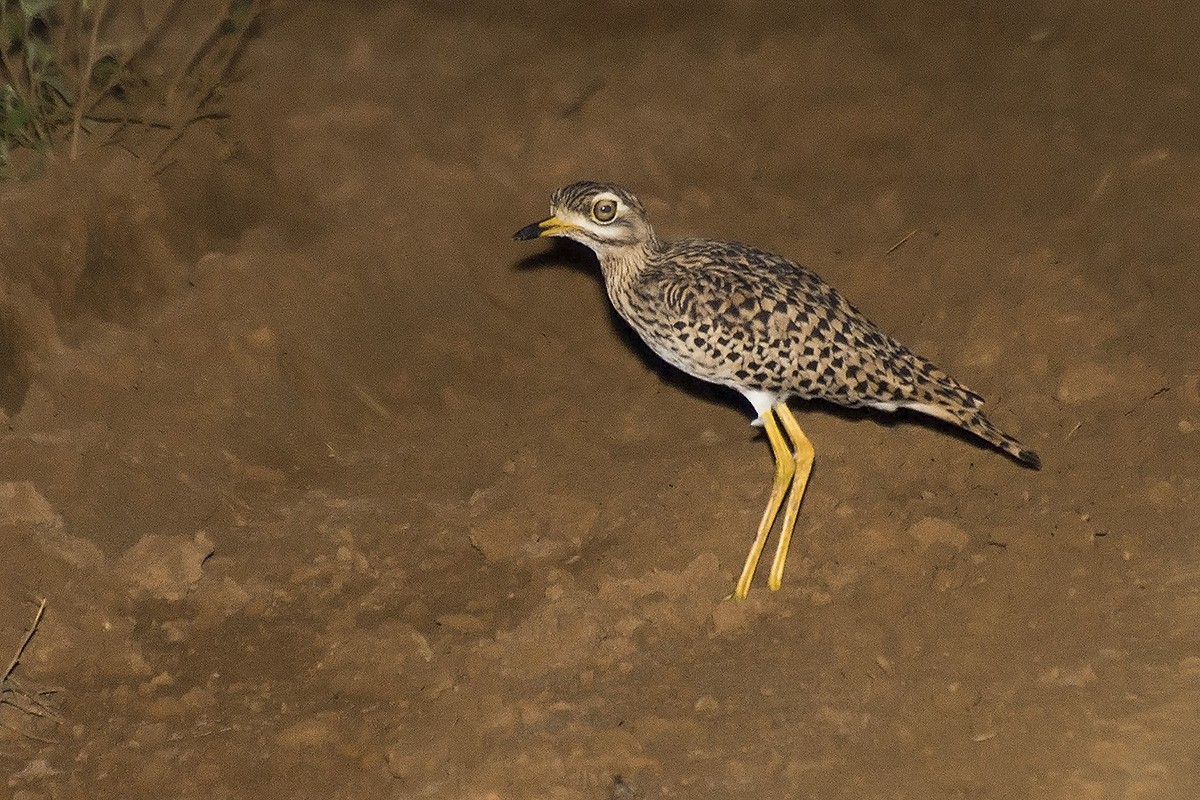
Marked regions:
[514,181,1040,600]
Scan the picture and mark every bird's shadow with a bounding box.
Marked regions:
[813,400,1019,463]
[513,241,1036,466]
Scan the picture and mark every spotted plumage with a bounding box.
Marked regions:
[515,181,1040,599]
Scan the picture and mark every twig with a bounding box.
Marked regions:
[2,693,50,717]
[352,384,393,420]
[0,718,56,744]
[73,0,187,126]
[1,676,61,716]
[71,0,111,160]
[1125,386,1170,417]
[172,10,236,101]
[2,598,47,687]
[86,109,230,130]
[0,5,29,102]
[0,54,25,103]
[167,0,265,117]
[885,228,919,256]
[154,0,263,167]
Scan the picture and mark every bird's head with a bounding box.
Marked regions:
[513,181,656,250]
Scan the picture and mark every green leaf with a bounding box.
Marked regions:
[0,14,24,50]
[89,53,120,88]
[39,65,74,107]
[22,35,55,69]
[18,0,59,20]
[0,97,35,135]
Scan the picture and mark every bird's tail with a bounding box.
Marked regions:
[903,400,1041,468]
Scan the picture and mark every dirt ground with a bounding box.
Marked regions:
[2,2,1198,798]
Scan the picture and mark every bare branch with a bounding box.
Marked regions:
[2,597,47,686]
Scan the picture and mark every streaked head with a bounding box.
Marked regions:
[513,181,656,249]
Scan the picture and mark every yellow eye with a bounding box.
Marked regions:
[591,197,618,223]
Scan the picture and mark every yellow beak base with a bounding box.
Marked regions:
[513,215,577,240]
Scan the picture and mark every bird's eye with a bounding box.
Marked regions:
[591,198,618,223]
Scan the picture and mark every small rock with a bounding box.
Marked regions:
[907,517,970,551]
[469,510,536,563]
[180,686,216,710]
[118,532,215,601]
[435,613,488,634]
[146,695,186,719]
[1056,362,1120,404]
[709,596,758,637]
[138,671,175,695]
[1184,374,1199,404]
[7,758,60,786]
[37,528,105,570]
[1038,665,1098,687]
[276,717,339,749]
[0,481,61,527]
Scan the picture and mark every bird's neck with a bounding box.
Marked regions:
[594,238,662,325]
[595,236,661,288]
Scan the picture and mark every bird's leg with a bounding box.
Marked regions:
[733,409,796,600]
[768,402,815,591]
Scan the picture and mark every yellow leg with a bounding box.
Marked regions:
[768,402,815,591]
[733,409,795,600]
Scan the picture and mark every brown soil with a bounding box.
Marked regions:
[2,3,1198,798]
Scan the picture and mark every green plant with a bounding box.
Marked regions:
[0,0,262,178]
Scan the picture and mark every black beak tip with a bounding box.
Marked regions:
[513,223,542,241]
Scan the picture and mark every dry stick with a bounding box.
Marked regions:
[73,0,187,129]
[0,51,23,100]
[2,598,47,688]
[1,687,49,717]
[172,0,268,102]
[0,671,58,744]
[1,677,62,720]
[885,228,919,256]
[150,110,231,174]
[172,8,236,100]
[13,40,52,146]
[56,0,82,85]
[154,3,234,156]
[152,1,264,169]
[0,5,29,101]
[0,721,57,744]
[70,0,111,160]
[86,110,229,130]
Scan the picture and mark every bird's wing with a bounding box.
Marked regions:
[643,240,986,410]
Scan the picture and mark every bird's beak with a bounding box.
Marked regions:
[513,215,577,241]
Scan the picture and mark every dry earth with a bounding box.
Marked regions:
[1,2,1199,798]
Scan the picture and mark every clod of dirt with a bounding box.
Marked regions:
[275,715,342,749]
[467,492,597,564]
[117,532,215,602]
[1039,665,1099,687]
[1056,362,1122,404]
[36,528,106,571]
[906,517,970,552]
[0,481,61,527]
[321,621,453,701]
[1055,357,1165,405]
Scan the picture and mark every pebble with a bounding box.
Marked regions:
[0,481,61,527]
[1056,362,1120,404]
[118,532,215,602]
[907,517,970,552]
